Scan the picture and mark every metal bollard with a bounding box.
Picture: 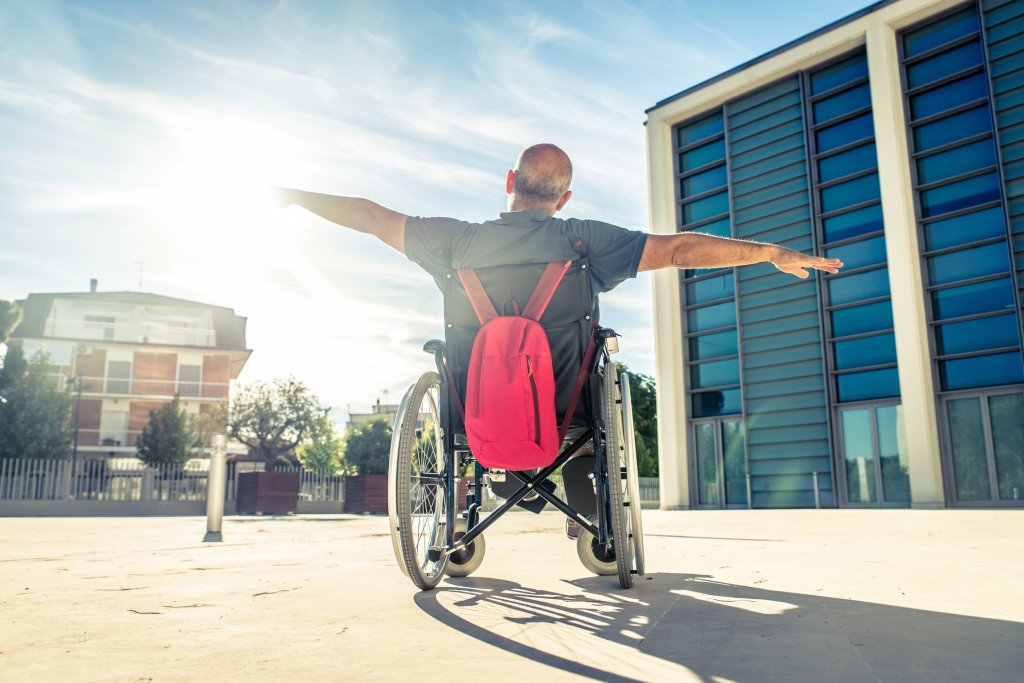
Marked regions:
[203,435,227,542]
[812,472,821,509]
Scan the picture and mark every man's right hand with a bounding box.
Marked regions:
[271,186,298,208]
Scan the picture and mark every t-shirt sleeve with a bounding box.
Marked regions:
[572,220,649,294]
[404,216,470,281]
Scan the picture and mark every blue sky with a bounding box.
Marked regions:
[0,0,872,413]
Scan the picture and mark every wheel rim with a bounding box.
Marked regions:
[394,372,449,589]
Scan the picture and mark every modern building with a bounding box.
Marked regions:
[646,0,1024,509]
[10,281,251,458]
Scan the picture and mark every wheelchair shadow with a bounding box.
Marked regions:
[414,572,1024,683]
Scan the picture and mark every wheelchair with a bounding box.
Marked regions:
[387,259,645,591]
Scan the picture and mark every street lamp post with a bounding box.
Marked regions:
[68,374,82,498]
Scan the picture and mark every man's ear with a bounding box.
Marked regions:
[554,190,572,212]
[506,170,515,195]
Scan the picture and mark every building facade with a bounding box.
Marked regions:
[10,283,251,458]
[646,0,1024,508]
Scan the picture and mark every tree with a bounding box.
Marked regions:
[297,411,344,474]
[136,395,199,466]
[195,401,229,448]
[614,362,659,477]
[228,377,321,471]
[0,299,21,345]
[0,346,74,459]
[343,418,392,474]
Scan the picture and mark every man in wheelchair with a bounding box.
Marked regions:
[276,144,841,590]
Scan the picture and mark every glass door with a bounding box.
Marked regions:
[944,390,1024,505]
[837,403,911,505]
[693,418,748,508]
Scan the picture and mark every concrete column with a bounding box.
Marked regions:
[866,18,946,508]
[646,116,691,509]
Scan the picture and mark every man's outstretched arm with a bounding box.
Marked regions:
[274,187,407,254]
[638,232,842,278]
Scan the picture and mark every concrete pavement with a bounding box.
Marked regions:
[1,509,1022,682]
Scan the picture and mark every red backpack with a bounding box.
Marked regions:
[457,261,572,470]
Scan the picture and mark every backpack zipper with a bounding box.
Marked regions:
[526,356,541,446]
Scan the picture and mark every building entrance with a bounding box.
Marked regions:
[693,418,747,508]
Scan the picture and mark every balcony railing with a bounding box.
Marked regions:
[62,374,229,400]
[44,320,217,347]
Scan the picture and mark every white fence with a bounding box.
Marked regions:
[0,458,345,507]
[0,458,659,513]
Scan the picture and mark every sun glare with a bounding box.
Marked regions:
[155,119,294,258]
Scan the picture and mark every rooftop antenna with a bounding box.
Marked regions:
[132,261,144,291]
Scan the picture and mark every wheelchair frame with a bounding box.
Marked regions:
[388,325,645,591]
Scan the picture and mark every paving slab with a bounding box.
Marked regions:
[1,510,1022,682]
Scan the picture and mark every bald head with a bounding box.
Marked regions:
[508,143,573,212]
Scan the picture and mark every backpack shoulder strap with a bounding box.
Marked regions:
[457,268,498,325]
[522,260,573,322]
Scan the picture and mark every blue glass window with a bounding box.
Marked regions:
[682,165,727,197]
[834,333,897,370]
[927,242,1011,285]
[837,367,901,402]
[826,235,887,270]
[913,105,992,152]
[692,388,742,417]
[910,72,988,120]
[690,359,740,389]
[930,277,1016,320]
[818,143,877,183]
[828,268,890,306]
[687,301,737,331]
[813,83,871,124]
[820,173,880,213]
[940,352,1024,391]
[679,114,724,147]
[680,139,726,172]
[691,217,731,238]
[810,54,868,95]
[916,138,997,185]
[906,40,984,89]
[686,272,735,303]
[936,314,1021,356]
[822,203,884,242]
[923,206,1006,251]
[920,172,1000,217]
[902,8,978,59]
[689,329,738,360]
[683,191,729,224]
[831,301,894,337]
[816,112,874,153]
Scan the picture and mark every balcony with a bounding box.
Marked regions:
[59,374,229,400]
[44,320,217,347]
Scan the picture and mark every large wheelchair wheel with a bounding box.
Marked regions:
[388,371,449,590]
[618,373,646,577]
[602,366,645,588]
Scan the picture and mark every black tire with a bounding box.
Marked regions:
[445,519,486,577]
[602,366,633,589]
[575,515,616,575]
[390,371,449,589]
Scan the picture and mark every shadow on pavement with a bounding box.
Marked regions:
[415,572,1024,683]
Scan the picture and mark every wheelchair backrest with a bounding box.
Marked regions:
[443,259,596,431]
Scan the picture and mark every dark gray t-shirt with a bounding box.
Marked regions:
[404,209,648,296]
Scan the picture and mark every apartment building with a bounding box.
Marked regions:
[646,0,1024,508]
[10,282,251,457]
